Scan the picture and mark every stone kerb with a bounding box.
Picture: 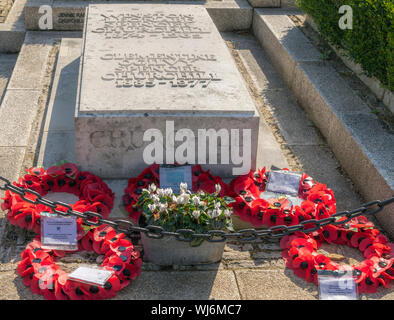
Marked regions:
[75,4,259,179]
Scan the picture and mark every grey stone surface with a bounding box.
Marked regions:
[252,9,321,88]
[0,147,26,182]
[235,270,318,299]
[43,38,81,132]
[0,0,26,53]
[281,0,297,8]
[247,0,280,8]
[0,89,41,147]
[383,90,394,114]
[205,0,252,31]
[75,4,259,178]
[114,270,241,300]
[0,54,17,103]
[7,40,51,90]
[25,0,254,31]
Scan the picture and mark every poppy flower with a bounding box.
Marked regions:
[61,163,79,179]
[110,238,136,261]
[318,225,339,244]
[291,248,315,281]
[363,243,392,259]
[92,225,117,254]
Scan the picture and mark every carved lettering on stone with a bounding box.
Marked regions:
[100,53,221,88]
[92,13,211,39]
[90,130,144,151]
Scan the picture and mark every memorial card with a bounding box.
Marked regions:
[41,212,78,251]
[265,170,302,196]
[318,270,358,300]
[69,266,114,287]
[159,165,192,194]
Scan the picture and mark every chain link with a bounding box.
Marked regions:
[1,176,393,242]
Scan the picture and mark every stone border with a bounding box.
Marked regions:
[25,0,253,32]
[246,0,297,8]
[305,15,394,115]
[252,9,394,238]
[0,0,26,52]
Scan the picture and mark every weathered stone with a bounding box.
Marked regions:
[24,0,253,32]
[247,0,280,8]
[75,4,259,179]
[235,269,318,299]
[114,270,241,299]
[0,54,17,103]
[0,90,41,147]
[252,9,321,88]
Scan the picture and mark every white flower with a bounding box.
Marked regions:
[192,196,200,206]
[215,184,221,195]
[158,203,168,213]
[164,188,173,197]
[192,210,200,220]
[198,190,205,197]
[148,183,157,193]
[151,194,160,204]
[199,201,206,207]
[156,188,165,197]
[179,182,188,194]
[214,201,221,209]
[208,209,221,219]
[148,204,156,212]
[224,209,231,218]
[177,193,190,205]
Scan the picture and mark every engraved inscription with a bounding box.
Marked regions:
[100,53,222,88]
[57,12,85,25]
[90,130,144,151]
[92,13,211,39]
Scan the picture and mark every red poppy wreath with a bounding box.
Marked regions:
[280,219,394,294]
[122,163,232,223]
[228,167,333,228]
[1,163,114,234]
[1,163,143,300]
[17,225,142,300]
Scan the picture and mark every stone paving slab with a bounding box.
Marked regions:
[0,89,41,147]
[0,53,17,103]
[114,270,241,300]
[235,270,318,299]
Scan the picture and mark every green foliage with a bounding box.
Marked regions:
[297,0,394,91]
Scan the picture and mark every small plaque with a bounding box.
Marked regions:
[265,170,302,196]
[41,212,78,251]
[68,266,114,287]
[159,165,192,194]
[318,270,358,300]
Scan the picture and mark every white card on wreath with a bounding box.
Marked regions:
[41,212,78,251]
[318,270,358,300]
[69,266,114,287]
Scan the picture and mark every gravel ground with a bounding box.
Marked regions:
[0,0,14,23]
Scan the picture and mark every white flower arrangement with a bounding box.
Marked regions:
[135,183,235,246]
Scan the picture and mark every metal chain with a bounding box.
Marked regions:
[1,175,393,242]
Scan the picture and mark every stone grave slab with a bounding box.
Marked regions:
[75,4,259,179]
